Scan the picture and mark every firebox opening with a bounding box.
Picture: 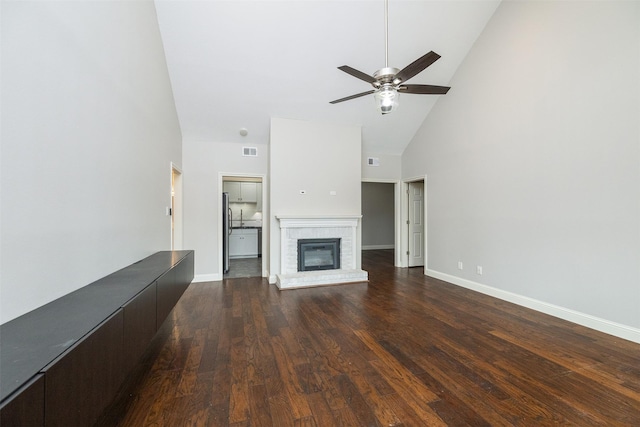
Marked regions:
[297,238,341,272]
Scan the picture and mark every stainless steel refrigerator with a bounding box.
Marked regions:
[222,192,231,273]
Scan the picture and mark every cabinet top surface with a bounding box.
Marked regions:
[0,250,193,402]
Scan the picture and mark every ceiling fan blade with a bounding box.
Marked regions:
[394,51,441,83]
[329,90,376,104]
[338,66,377,84]
[398,84,450,95]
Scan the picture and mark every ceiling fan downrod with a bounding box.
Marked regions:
[384,0,389,68]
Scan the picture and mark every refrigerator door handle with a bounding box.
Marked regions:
[228,208,233,234]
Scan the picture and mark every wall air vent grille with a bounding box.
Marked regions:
[243,147,258,157]
[367,157,380,166]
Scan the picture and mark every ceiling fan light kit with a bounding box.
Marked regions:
[330,0,450,114]
[374,85,398,115]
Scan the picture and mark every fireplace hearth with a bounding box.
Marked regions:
[298,238,341,272]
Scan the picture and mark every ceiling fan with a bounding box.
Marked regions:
[330,0,450,114]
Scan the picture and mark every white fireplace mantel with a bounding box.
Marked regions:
[277,215,361,229]
[275,214,368,289]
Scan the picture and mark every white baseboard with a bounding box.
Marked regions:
[362,244,394,250]
[426,269,640,344]
[193,273,222,283]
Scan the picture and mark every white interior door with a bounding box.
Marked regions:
[408,181,424,267]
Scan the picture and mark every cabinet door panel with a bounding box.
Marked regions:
[244,234,258,256]
[43,310,124,427]
[0,374,44,426]
[123,284,157,373]
[229,234,242,257]
[240,182,257,202]
[256,183,263,211]
[223,182,242,202]
[156,269,177,328]
[156,254,193,328]
[174,252,194,295]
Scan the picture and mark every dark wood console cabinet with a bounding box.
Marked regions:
[0,250,194,426]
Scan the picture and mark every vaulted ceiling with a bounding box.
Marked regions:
[155,0,501,155]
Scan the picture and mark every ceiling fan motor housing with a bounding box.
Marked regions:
[373,67,400,87]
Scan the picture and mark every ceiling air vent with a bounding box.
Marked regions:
[367,157,380,166]
[242,147,257,157]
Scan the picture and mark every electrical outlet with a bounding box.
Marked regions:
[476,265,483,275]
[457,261,463,270]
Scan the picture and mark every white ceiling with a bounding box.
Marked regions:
[155,0,501,155]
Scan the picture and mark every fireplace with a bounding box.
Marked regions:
[275,215,368,289]
[298,238,341,272]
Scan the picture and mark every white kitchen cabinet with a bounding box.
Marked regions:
[256,183,263,212]
[229,228,258,258]
[224,181,241,201]
[224,181,257,203]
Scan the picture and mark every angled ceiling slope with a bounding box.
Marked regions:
[155,0,501,155]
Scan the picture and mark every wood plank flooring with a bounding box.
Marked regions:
[98,250,640,426]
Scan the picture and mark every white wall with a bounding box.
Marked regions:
[269,117,362,279]
[1,1,182,323]
[362,152,401,181]
[403,0,640,336]
[182,141,268,280]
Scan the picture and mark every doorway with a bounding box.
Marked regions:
[221,174,265,279]
[171,164,183,250]
[361,181,395,249]
[361,180,402,266]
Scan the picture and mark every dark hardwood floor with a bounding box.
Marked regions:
[98,250,640,426]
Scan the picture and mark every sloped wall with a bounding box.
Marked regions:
[403,1,640,335]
